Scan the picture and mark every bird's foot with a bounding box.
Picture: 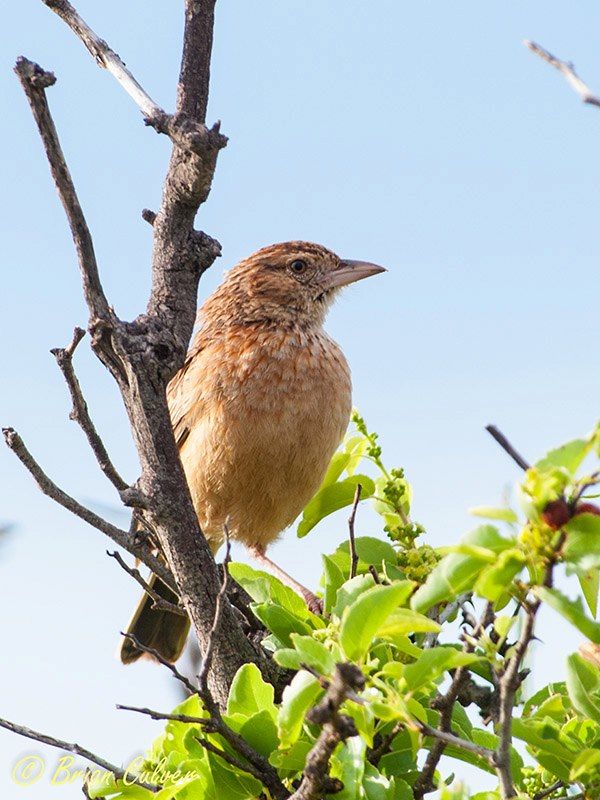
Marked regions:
[302,590,323,615]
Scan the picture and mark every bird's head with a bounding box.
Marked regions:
[202,241,386,329]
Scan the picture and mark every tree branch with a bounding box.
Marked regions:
[107,550,185,616]
[0,716,157,790]
[13,57,111,325]
[413,601,494,799]
[2,427,174,589]
[51,328,128,493]
[348,484,362,579]
[120,631,198,694]
[16,0,267,705]
[525,40,600,109]
[485,425,531,471]
[415,722,495,764]
[289,663,366,800]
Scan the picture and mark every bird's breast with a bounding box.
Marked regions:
[179,326,352,548]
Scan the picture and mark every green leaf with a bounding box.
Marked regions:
[570,747,600,784]
[340,581,413,661]
[474,549,525,602]
[580,569,600,618]
[297,474,375,538]
[322,554,345,613]
[268,739,313,774]
[468,506,518,523]
[206,752,263,800]
[535,438,591,475]
[288,633,336,675]
[511,718,575,780]
[238,710,279,757]
[330,736,366,800]
[378,608,440,637]
[534,587,600,643]
[251,603,314,646]
[278,671,322,748]
[228,562,320,624]
[402,648,481,693]
[336,536,398,569]
[362,763,397,800]
[566,653,600,723]
[564,513,600,573]
[411,526,512,613]
[226,663,276,720]
[333,574,376,618]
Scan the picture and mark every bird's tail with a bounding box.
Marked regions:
[119,574,190,664]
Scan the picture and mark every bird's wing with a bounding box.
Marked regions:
[167,333,207,451]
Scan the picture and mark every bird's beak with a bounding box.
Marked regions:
[321,259,387,290]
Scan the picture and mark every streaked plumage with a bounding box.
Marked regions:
[120,241,384,664]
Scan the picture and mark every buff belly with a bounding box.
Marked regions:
[178,332,352,551]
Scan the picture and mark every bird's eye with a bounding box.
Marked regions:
[290,259,307,274]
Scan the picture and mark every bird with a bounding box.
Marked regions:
[120,241,385,664]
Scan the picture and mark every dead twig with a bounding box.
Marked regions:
[348,483,362,579]
[0,716,157,790]
[525,40,600,109]
[288,663,365,800]
[120,631,198,694]
[51,327,128,493]
[2,427,173,588]
[485,425,531,471]
[107,551,185,616]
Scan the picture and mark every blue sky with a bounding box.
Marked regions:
[2,1,600,796]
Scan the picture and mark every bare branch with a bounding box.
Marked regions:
[494,604,536,798]
[525,40,600,108]
[485,425,531,471]
[120,632,198,694]
[289,663,365,800]
[0,716,157,790]
[348,483,362,579]
[416,721,495,764]
[198,525,231,693]
[14,57,110,324]
[413,601,494,799]
[51,328,128,493]
[533,779,564,800]
[2,427,173,588]
[116,704,209,725]
[107,551,185,616]
[41,0,162,118]
[117,698,289,800]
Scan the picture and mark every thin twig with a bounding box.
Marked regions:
[14,58,110,322]
[413,601,494,799]
[348,484,362,579]
[120,632,198,694]
[198,525,231,693]
[0,716,157,790]
[485,425,531,471]
[41,0,163,119]
[51,327,128,492]
[494,531,567,796]
[116,704,210,726]
[107,551,185,616]
[524,40,600,108]
[197,737,272,784]
[289,663,365,800]
[416,722,495,763]
[2,427,173,588]
[532,780,564,800]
